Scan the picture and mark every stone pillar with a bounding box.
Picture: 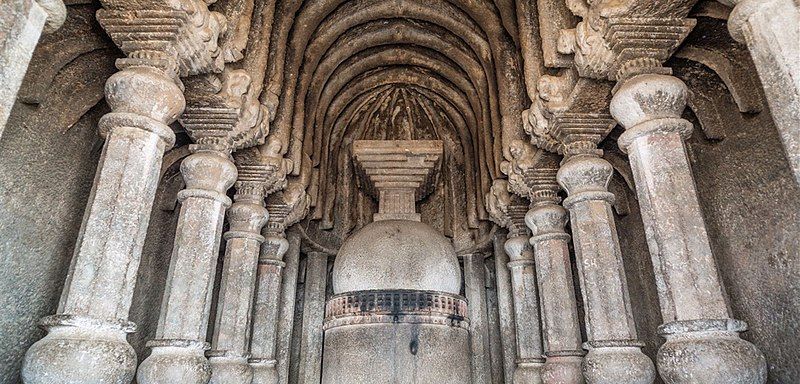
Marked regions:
[493,233,518,384]
[525,168,584,384]
[297,252,328,384]
[275,233,302,384]
[610,73,767,384]
[20,30,181,384]
[249,182,307,384]
[726,0,800,183]
[557,146,655,384]
[464,252,493,384]
[249,213,290,384]
[0,0,66,136]
[504,233,545,384]
[136,146,237,384]
[208,180,270,384]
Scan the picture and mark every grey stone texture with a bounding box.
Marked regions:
[727,0,800,184]
[611,73,767,384]
[322,323,472,384]
[526,204,584,384]
[1,1,800,384]
[332,220,462,295]
[558,154,656,384]
[137,150,237,384]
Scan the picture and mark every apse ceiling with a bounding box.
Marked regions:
[257,0,529,252]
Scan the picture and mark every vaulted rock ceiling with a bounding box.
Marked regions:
[259,0,530,251]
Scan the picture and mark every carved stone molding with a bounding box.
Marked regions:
[181,69,270,153]
[323,290,469,330]
[97,0,226,78]
[351,140,443,222]
[556,1,697,82]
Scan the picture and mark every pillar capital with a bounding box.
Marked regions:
[522,74,616,160]
[180,69,271,153]
[557,155,615,207]
[555,1,695,82]
[97,0,226,78]
[610,74,695,152]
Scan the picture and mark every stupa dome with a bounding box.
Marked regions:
[332,219,461,294]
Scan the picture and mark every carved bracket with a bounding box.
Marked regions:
[180,69,269,152]
[557,1,697,81]
[97,0,227,77]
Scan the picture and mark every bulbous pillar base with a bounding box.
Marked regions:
[514,358,545,384]
[208,352,253,384]
[21,315,137,384]
[137,339,211,384]
[657,319,767,384]
[583,342,655,384]
[542,352,584,384]
[250,358,279,384]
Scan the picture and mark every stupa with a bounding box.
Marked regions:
[321,140,471,384]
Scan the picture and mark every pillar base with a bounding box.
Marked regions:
[137,339,211,384]
[582,341,655,384]
[514,358,545,384]
[21,315,137,384]
[208,351,253,384]
[250,358,279,384]
[542,351,584,384]
[657,319,767,384]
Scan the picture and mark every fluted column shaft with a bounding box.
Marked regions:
[611,73,767,384]
[558,153,655,384]
[526,200,584,384]
[504,234,545,384]
[137,148,237,384]
[208,187,269,384]
[727,0,800,183]
[21,62,182,382]
[249,224,290,384]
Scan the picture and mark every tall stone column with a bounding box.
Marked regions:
[487,179,545,384]
[20,7,192,383]
[556,135,655,384]
[136,143,236,384]
[725,0,800,183]
[0,0,65,136]
[525,167,584,384]
[464,252,493,384]
[504,226,545,384]
[610,73,767,384]
[250,183,308,384]
[492,233,518,384]
[298,252,329,384]
[207,153,283,384]
[248,229,286,384]
[275,232,302,384]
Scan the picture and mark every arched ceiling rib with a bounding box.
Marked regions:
[261,0,526,243]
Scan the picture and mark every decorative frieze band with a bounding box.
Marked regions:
[324,290,469,330]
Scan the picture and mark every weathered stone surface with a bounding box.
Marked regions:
[611,73,767,384]
[726,0,800,184]
[559,154,656,384]
[3,2,800,384]
[322,323,472,384]
[20,18,181,381]
[137,150,237,384]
